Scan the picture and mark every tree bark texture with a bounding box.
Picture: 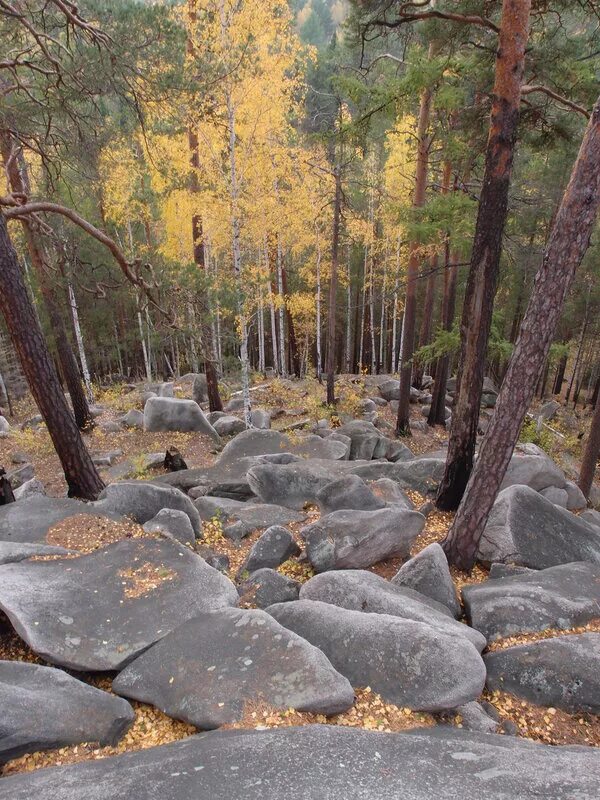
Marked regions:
[442,95,600,569]
[436,0,531,509]
[326,166,342,405]
[579,390,600,499]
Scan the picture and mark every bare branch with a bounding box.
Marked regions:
[521,84,591,119]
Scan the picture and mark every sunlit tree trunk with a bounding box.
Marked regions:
[276,235,287,377]
[437,0,531,507]
[326,165,342,404]
[0,214,104,499]
[358,244,367,371]
[391,236,401,374]
[443,96,600,569]
[68,282,94,403]
[315,224,322,380]
[345,242,352,373]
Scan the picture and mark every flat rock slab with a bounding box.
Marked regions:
[143,397,220,440]
[194,496,305,529]
[302,508,425,572]
[112,608,354,727]
[0,660,134,764]
[247,462,347,510]
[0,496,122,545]
[218,429,348,463]
[0,538,238,670]
[463,562,600,642]
[485,633,600,713]
[350,458,446,496]
[315,475,385,514]
[475,485,600,568]
[501,452,566,492]
[268,600,485,711]
[300,571,485,652]
[0,541,73,565]
[1,725,598,800]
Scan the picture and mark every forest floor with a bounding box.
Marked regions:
[0,373,599,775]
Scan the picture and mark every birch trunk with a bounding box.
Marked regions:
[68,283,94,403]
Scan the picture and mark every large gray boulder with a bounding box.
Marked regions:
[251,409,271,429]
[238,568,300,608]
[369,478,414,508]
[463,562,600,642]
[195,496,305,530]
[565,480,587,511]
[378,379,400,401]
[302,507,425,572]
[0,661,134,764]
[247,462,342,510]
[0,415,10,433]
[392,543,461,617]
[120,409,144,429]
[95,481,201,536]
[315,474,385,515]
[350,458,446,496]
[143,397,220,440]
[299,570,485,651]
[0,538,238,670]
[0,495,122,545]
[1,725,598,799]
[485,633,600,713]
[501,450,566,491]
[218,429,348,463]
[142,508,196,546]
[268,600,485,711]
[238,525,300,575]
[213,415,246,436]
[475,485,600,568]
[112,608,354,727]
[581,509,600,528]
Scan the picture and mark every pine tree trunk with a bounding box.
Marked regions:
[553,352,568,395]
[326,166,342,405]
[414,253,438,388]
[345,243,352,373]
[429,247,459,427]
[579,391,600,499]
[281,264,301,377]
[442,95,600,569]
[0,214,105,498]
[315,226,322,380]
[395,75,433,436]
[436,0,531,509]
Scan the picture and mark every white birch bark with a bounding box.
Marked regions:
[68,283,94,402]
[277,235,286,377]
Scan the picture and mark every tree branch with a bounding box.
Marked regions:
[368,10,499,35]
[521,84,591,119]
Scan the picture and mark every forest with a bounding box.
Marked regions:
[0,0,600,795]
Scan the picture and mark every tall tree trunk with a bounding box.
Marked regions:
[566,305,589,403]
[68,282,94,403]
[395,71,434,435]
[442,95,600,569]
[391,236,401,373]
[579,391,600,499]
[553,351,568,395]
[0,214,104,498]
[315,226,322,380]
[414,253,438,387]
[326,165,342,405]
[436,0,531,508]
[281,263,300,377]
[358,244,367,371]
[429,247,459,427]
[345,243,352,373]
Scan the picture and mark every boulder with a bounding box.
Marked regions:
[0,661,134,765]
[4,724,599,800]
[565,481,587,511]
[212,415,246,436]
[144,397,220,440]
[251,409,271,429]
[0,538,238,670]
[196,545,229,573]
[367,479,411,508]
[463,562,600,642]
[7,463,34,490]
[238,568,300,608]
[350,458,446,496]
[13,477,45,501]
[238,526,300,576]
[218,429,348,463]
[268,600,485,711]
[335,420,390,461]
[378,379,399,401]
[485,633,600,713]
[0,416,10,433]
[581,509,600,528]
[95,481,201,536]
[195,496,305,530]
[302,507,425,572]
[157,382,174,398]
[112,608,353,727]
[142,508,196,545]
[475,485,600,568]
[501,451,566,492]
[538,399,561,422]
[100,420,122,433]
[121,409,144,429]
[440,701,500,734]
[206,410,226,424]
[392,543,460,617]
[0,495,122,545]
[539,486,568,508]
[0,541,71,565]
[192,373,208,404]
[247,462,340,510]
[315,475,385,515]
[300,570,485,651]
